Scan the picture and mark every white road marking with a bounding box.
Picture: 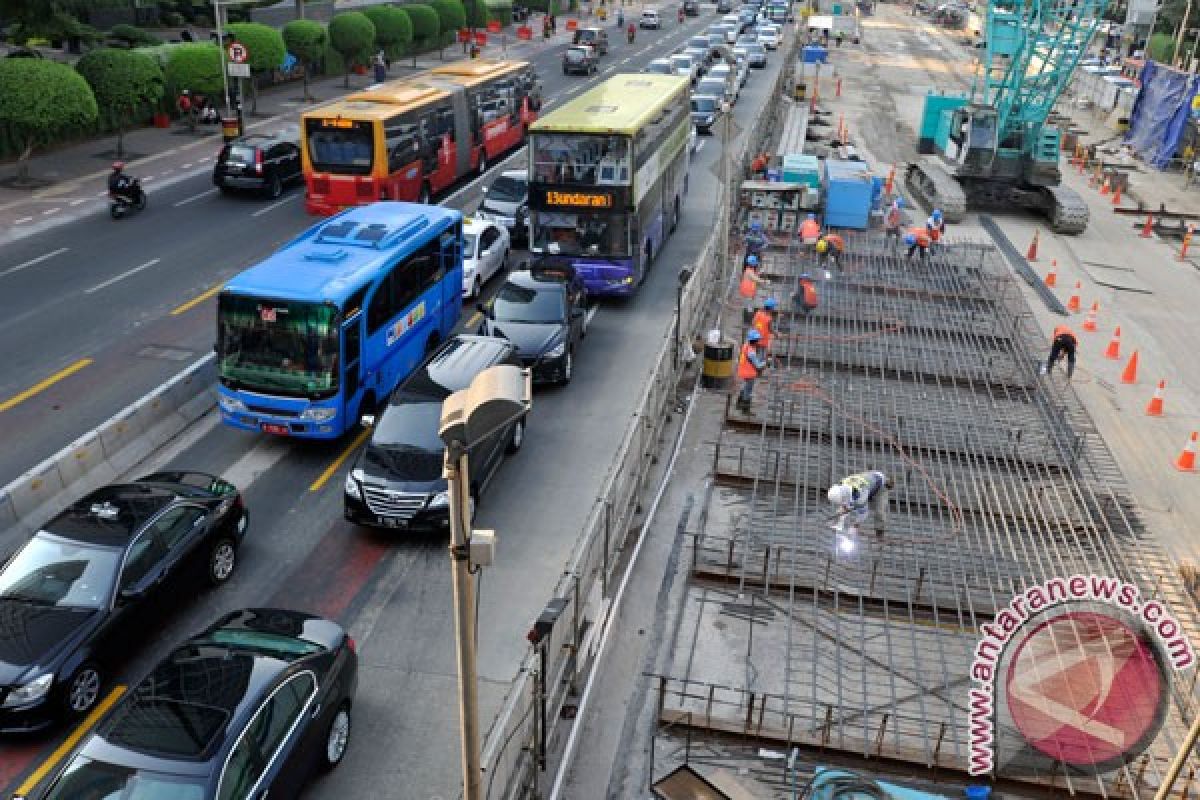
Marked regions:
[585,305,599,326]
[220,435,294,492]
[85,258,162,294]
[0,247,69,278]
[442,145,529,205]
[174,187,219,207]
[13,216,33,225]
[251,193,300,217]
[69,199,86,206]
[42,208,60,216]
[181,163,193,169]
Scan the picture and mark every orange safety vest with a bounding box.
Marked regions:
[1052,325,1076,343]
[798,279,818,310]
[751,309,773,349]
[800,219,821,241]
[885,207,901,229]
[823,233,845,252]
[738,343,760,379]
[907,227,931,247]
[739,266,758,298]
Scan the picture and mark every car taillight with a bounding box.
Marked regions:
[255,149,263,175]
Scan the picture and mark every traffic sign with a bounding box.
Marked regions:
[227,41,249,64]
[227,62,251,78]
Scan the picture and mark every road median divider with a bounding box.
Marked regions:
[0,354,216,536]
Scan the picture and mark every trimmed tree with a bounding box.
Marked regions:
[226,22,286,113]
[108,24,160,48]
[282,19,326,102]
[464,0,488,30]
[165,42,224,97]
[364,5,412,64]
[328,11,376,88]
[76,47,164,157]
[0,58,98,182]
[404,3,441,59]
[430,0,467,55]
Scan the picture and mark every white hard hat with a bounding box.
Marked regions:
[828,484,852,506]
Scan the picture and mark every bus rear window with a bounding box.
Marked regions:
[305,119,374,175]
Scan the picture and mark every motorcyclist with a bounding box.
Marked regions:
[627,22,636,42]
[108,162,138,203]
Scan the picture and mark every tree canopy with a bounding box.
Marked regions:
[364,5,413,60]
[404,4,441,51]
[76,47,165,134]
[282,19,327,101]
[0,57,98,179]
[165,43,224,97]
[226,22,287,73]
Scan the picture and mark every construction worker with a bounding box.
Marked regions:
[1041,324,1078,379]
[745,219,769,257]
[751,297,779,351]
[904,227,931,263]
[884,198,904,247]
[926,208,946,252]
[750,152,770,179]
[736,329,769,412]
[815,232,845,270]
[794,272,819,314]
[739,254,770,299]
[827,470,893,545]
[799,212,821,244]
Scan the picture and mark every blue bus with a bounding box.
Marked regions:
[216,202,463,439]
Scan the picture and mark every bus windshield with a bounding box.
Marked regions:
[531,133,630,184]
[532,211,629,256]
[304,118,374,175]
[217,296,340,397]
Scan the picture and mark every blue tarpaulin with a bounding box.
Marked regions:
[1125,60,1200,169]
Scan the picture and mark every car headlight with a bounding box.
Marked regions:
[300,407,337,422]
[428,491,449,509]
[344,469,363,500]
[2,674,53,708]
[546,340,567,359]
[219,394,246,413]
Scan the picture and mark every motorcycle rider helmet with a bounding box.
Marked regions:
[111,161,125,172]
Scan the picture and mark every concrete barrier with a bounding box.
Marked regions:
[1,353,217,536]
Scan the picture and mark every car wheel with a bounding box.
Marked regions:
[321,703,352,771]
[267,174,282,200]
[472,276,481,299]
[207,537,237,586]
[506,417,525,454]
[559,349,574,385]
[65,664,102,716]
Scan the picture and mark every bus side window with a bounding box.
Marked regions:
[367,273,395,335]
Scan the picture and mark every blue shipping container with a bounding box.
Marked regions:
[824,160,873,229]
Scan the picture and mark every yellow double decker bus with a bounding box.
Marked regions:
[526,73,691,296]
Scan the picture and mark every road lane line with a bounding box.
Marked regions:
[585,305,599,326]
[310,426,371,492]
[41,208,60,216]
[174,187,218,207]
[0,358,94,413]
[69,199,85,206]
[1,246,69,277]
[13,216,33,224]
[251,193,300,217]
[171,282,224,315]
[222,435,294,491]
[466,311,482,328]
[84,258,161,294]
[13,687,126,798]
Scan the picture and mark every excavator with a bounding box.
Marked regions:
[906,0,1109,233]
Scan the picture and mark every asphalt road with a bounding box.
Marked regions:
[0,10,791,799]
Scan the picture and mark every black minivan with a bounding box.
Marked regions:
[343,335,528,531]
[213,133,302,199]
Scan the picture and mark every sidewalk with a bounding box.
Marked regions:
[0,27,571,246]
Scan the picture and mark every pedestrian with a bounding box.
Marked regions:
[799,212,821,245]
[904,227,931,263]
[828,470,893,546]
[745,219,769,257]
[815,232,844,270]
[372,53,387,84]
[736,329,770,412]
[884,198,903,247]
[794,272,819,314]
[751,297,779,351]
[1041,324,1078,379]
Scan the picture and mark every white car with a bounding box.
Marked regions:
[708,64,740,100]
[670,53,700,84]
[756,25,780,49]
[640,9,661,28]
[462,217,511,298]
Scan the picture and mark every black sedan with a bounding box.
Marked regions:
[25,609,357,800]
[0,473,247,732]
[478,262,587,385]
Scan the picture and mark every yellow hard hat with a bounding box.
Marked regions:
[816,239,828,254]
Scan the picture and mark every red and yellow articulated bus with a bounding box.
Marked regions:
[300,60,542,215]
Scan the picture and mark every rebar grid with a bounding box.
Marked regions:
[691,231,1200,795]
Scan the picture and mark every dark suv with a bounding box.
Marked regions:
[213,133,302,199]
[343,336,528,531]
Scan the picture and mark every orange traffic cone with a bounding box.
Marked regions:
[1175,431,1198,472]
[1082,302,1098,332]
[1145,380,1165,416]
[1044,259,1057,287]
[1140,214,1154,238]
[1120,350,1139,384]
[1112,183,1123,205]
[1026,229,1039,262]
[1100,176,1111,195]
[1067,281,1081,312]
[1104,326,1122,359]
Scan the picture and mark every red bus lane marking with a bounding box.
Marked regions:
[268,523,392,623]
[0,742,47,790]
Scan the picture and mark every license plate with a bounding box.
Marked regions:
[380,516,406,529]
[261,423,290,435]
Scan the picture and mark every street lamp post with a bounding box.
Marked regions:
[719,99,734,285]
[675,265,693,368]
[438,366,532,800]
[212,0,264,117]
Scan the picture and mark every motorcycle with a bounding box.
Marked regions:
[109,178,147,219]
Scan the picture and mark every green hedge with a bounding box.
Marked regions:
[404,4,441,53]
[75,48,165,134]
[0,58,99,168]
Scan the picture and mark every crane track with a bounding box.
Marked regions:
[1045,184,1090,234]
[904,158,967,222]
